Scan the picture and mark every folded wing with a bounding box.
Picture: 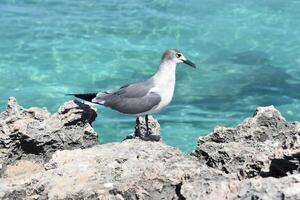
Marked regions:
[92,81,161,114]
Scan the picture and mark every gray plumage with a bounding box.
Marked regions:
[92,80,161,114]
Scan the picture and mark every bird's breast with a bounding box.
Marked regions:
[160,82,175,103]
[152,77,176,112]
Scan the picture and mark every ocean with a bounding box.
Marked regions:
[1,0,300,152]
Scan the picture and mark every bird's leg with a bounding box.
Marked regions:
[145,115,149,134]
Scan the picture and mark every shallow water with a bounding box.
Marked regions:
[1,0,300,152]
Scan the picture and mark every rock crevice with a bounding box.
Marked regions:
[192,106,300,180]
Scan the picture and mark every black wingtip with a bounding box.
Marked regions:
[67,93,97,102]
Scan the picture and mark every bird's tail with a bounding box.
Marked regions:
[67,93,97,102]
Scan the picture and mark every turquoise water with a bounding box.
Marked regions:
[1,0,300,152]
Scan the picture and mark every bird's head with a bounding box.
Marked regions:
[161,49,196,68]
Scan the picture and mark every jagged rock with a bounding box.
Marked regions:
[0,100,299,199]
[0,140,228,200]
[0,139,300,200]
[126,115,161,141]
[192,106,300,179]
[0,97,98,176]
[1,139,298,200]
[181,174,300,200]
[234,174,300,200]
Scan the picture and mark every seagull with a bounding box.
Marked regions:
[69,49,196,132]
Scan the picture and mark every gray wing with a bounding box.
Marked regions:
[93,80,161,114]
[115,80,153,98]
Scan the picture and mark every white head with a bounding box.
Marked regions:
[161,49,196,68]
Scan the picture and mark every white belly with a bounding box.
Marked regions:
[137,61,176,116]
[155,84,175,111]
[139,79,175,116]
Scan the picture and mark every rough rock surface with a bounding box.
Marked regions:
[1,140,299,200]
[0,99,299,199]
[126,115,161,141]
[192,106,300,180]
[0,140,229,200]
[0,97,98,176]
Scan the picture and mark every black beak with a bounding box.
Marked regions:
[182,59,196,68]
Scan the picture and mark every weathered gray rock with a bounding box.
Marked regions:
[181,174,300,200]
[1,139,299,200]
[192,106,300,179]
[0,140,228,200]
[0,100,299,200]
[126,115,161,141]
[0,97,98,176]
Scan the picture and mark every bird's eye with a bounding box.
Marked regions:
[176,53,181,58]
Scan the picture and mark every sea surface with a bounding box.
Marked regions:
[1,0,300,152]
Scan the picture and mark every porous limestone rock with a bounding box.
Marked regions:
[0,99,299,200]
[192,106,300,179]
[0,140,228,200]
[126,115,161,141]
[0,97,98,176]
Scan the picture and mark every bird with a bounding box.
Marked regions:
[69,49,196,132]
